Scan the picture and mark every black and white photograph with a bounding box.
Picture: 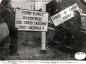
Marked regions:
[0,0,86,62]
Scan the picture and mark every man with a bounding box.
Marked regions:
[49,10,81,53]
[1,0,18,55]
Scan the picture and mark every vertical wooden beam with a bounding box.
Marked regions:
[41,2,47,51]
[35,1,47,51]
[41,32,46,50]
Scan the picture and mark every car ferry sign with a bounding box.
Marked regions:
[51,3,80,26]
[15,9,48,31]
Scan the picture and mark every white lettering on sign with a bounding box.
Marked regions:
[51,3,79,26]
[15,9,48,31]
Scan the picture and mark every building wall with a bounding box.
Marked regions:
[11,0,86,13]
[11,0,51,10]
[11,0,34,10]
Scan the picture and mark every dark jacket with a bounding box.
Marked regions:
[0,6,15,29]
[64,11,81,34]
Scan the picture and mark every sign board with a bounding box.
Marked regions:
[0,22,9,42]
[51,3,80,26]
[15,9,48,31]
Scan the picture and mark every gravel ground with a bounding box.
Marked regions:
[0,41,75,60]
[0,31,86,60]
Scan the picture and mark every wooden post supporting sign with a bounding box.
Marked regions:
[41,3,47,51]
[41,32,46,50]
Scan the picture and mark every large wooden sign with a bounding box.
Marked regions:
[15,9,48,31]
[51,3,80,26]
